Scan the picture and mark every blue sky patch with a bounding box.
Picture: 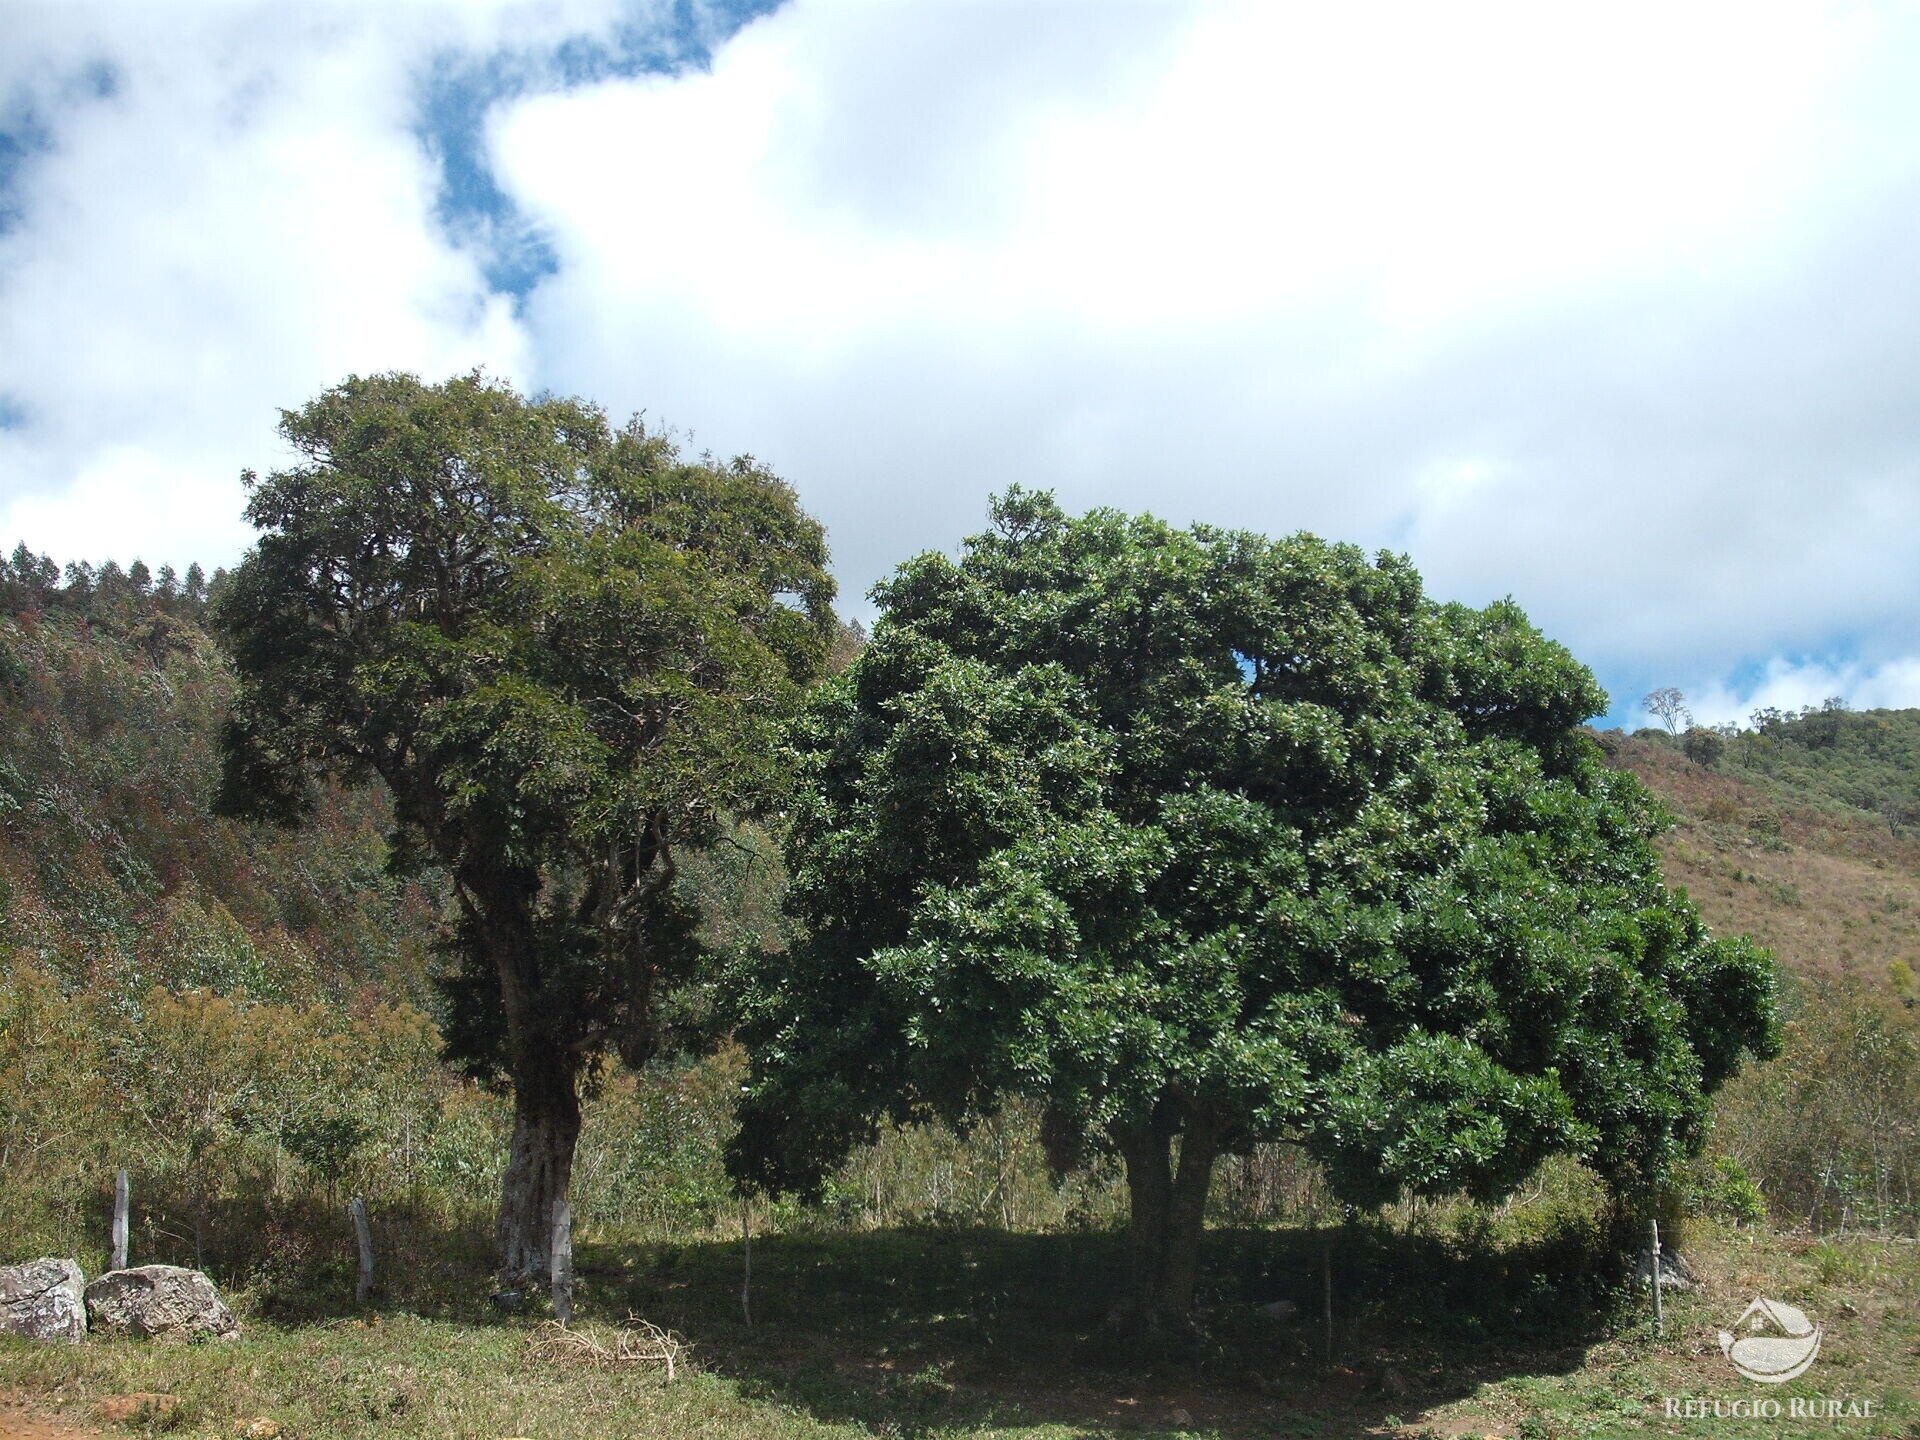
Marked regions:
[0,102,53,237]
[413,0,783,300]
[0,61,120,237]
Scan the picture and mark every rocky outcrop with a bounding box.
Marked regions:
[1635,1245,1702,1291]
[0,1258,87,1342]
[83,1265,237,1340]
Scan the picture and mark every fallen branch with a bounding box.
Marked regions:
[526,1316,686,1383]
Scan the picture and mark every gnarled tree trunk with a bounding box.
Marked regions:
[1110,1106,1223,1340]
[495,1064,582,1287]
[475,877,586,1288]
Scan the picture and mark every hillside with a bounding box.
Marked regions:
[1600,719,1920,1242]
[0,585,443,1009]
[0,565,842,1275]
[1727,706,1920,832]
[1600,718,1920,997]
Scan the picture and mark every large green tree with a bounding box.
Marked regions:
[216,372,835,1283]
[730,490,1776,1336]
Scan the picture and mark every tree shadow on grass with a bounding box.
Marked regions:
[188,1195,1628,1435]
[581,1217,1628,1438]
[156,1191,500,1326]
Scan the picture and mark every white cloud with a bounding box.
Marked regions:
[2,0,1918,729]
[1685,656,1920,730]
[503,2,1845,339]
[0,0,638,569]
[492,0,1920,693]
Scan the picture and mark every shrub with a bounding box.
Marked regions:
[1687,1154,1765,1225]
[1713,980,1920,1234]
[1683,726,1725,769]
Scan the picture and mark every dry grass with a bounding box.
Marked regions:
[1604,734,1920,991]
[524,1317,686,1383]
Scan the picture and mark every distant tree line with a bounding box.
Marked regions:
[2,544,226,667]
[1748,696,1850,748]
[1641,688,1857,765]
[3,544,223,615]
[1640,687,1920,833]
[1643,688,1851,738]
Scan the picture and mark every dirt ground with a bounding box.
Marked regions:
[0,1408,96,1440]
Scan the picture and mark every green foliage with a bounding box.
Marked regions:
[817,1100,1124,1234]
[280,1112,374,1195]
[1684,1153,1766,1225]
[1713,978,1920,1233]
[0,962,113,1252]
[565,1055,743,1237]
[216,371,837,1089]
[0,957,465,1270]
[1722,705,1920,832]
[149,887,296,998]
[0,603,439,1005]
[732,490,1778,1217]
[0,543,1087,1285]
[1682,724,1725,768]
[213,371,838,1278]
[1,543,220,630]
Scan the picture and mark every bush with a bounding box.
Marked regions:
[1683,726,1725,768]
[0,962,118,1258]
[1713,980,1920,1234]
[1686,1154,1765,1225]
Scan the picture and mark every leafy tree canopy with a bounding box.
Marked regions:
[217,371,836,1279]
[730,489,1776,1327]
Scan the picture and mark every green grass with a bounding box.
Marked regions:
[5,1217,1913,1439]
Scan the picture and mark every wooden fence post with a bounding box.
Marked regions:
[350,1196,374,1306]
[1650,1218,1664,1338]
[551,1197,573,1324]
[1322,1233,1334,1366]
[741,1202,753,1328]
[111,1169,129,1272]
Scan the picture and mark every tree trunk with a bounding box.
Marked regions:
[1110,1108,1222,1340]
[495,1066,582,1288]
[467,872,587,1289]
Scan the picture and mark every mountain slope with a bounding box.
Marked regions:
[1601,723,1920,995]
[0,597,443,1007]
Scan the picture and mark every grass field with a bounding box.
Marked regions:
[3,1214,1915,1440]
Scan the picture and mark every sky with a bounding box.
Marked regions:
[2,1,1918,730]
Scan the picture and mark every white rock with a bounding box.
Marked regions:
[84,1265,238,1340]
[0,1258,87,1342]
[1635,1247,1701,1291]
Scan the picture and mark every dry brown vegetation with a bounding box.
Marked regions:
[1603,732,1920,992]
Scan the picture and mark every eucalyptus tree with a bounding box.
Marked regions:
[730,489,1776,1338]
[217,372,835,1283]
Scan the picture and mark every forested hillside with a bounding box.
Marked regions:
[5,552,1918,1271]
[1606,715,1920,993]
[0,560,473,1281]
[0,553,442,1007]
[1723,705,1920,832]
[0,556,1049,1298]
